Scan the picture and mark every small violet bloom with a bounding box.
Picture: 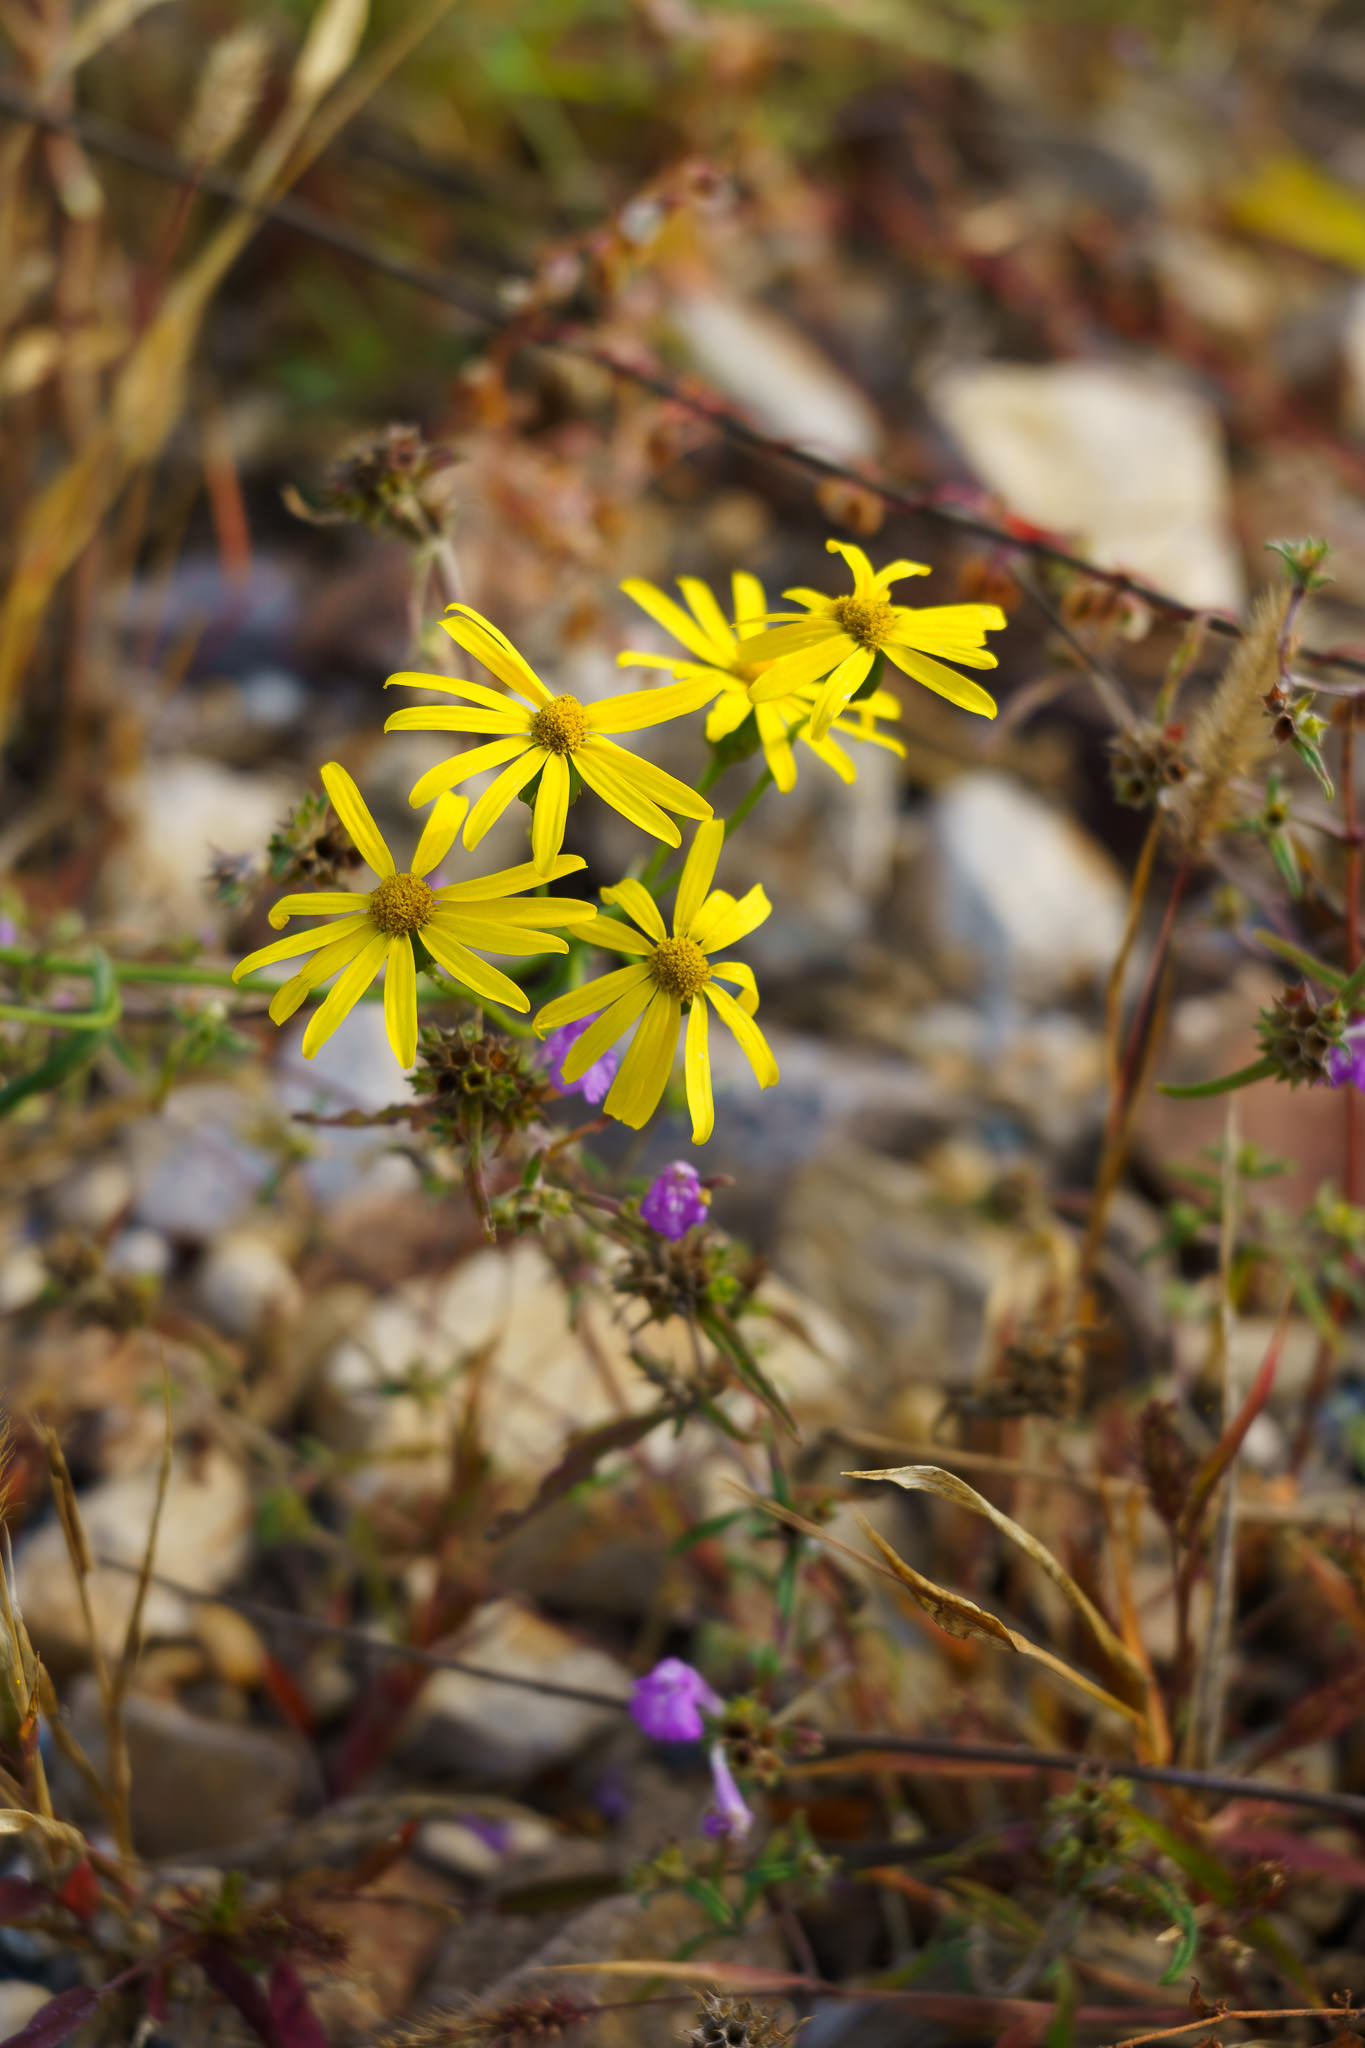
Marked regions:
[1328,1021,1365,1091]
[536,1017,621,1106]
[702,1745,753,1842]
[629,1657,722,1743]
[640,1161,709,1242]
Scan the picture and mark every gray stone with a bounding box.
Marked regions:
[123,1082,277,1240]
[670,290,879,460]
[928,770,1126,1005]
[63,1678,315,1859]
[48,1155,133,1232]
[397,1598,631,1785]
[195,1228,301,1338]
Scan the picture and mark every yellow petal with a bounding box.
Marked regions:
[600,877,666,943]
[884,645,998,719]
[705,980,779,1088]
[411,792,469,877]
[574,912,655,956]
[463,747,547,849]
[825,537,876,592]
[674,819,725,937]
[871,557,932,589]
[429,912,569,956]
[535,962,656,1034]
[384,705,529,736]
[802,727,857,783]
[694,883,771,953]
[587,672,721,734]
[583,737,713,819]
[754,702,798,792]
[531,752,571,874]
[560,972,656,1082]
[441,605,551,705]
[384,672,519,712]
[321,763,395,877]
[746,634,848,700]
[420,925,530,1011]
[685,995,714,1145]
[234,913,372,981]
[268,925,372,1024]
[573,746,680,846]
[620,576,725,663]
[383,935,418,1068]
[603,988,680,1129]
[709,959,760,1015]
[732,571,768,631]
[677,577,735,658]
[808,646,874,741]
[437,854,587,902]
[706,689,754,743]
[266,891,368,930]
[300,932,388,1058]
[438,894,595,927]
[408,737,532,810]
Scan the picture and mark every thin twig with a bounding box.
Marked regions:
[95,1559,1365,1825]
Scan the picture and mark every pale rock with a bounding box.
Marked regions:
[124,1082,277,1239]
[397,1597,631,1784]
[192,1602,269,1688]
[929,360,1243,612]
[64,1678,314,1859]
[104,753,294,934]
[0,1985,54,2037]
[1344,281,1365,438]
[105,1226,172,1281]
[48,1154,133,1232]
[416,1808,558,1881]
[195,1228,301,1338]
[0,1244,45,1312]
[276,999,427,1208]
[929,771,1126,1003]
[670,290,880,460]
[313,1242,656,1490]
[14,1448,251,1663]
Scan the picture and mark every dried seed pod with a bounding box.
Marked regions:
[1256,980,1345,1087]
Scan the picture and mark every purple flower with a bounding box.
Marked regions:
[640,1162,709,1241]
[1329,1021,1365,1090]
[536,1017,621,1106]
[630,1657,722,1743]
[702,1745,753,1841]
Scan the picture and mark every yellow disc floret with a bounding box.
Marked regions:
[531,694,591,755]
[369,872,437,935]
[830,594,895,650]
[651,935,711,1003]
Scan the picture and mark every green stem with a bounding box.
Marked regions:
[639,756,730,892]
[0,946,472,1007]
[653,766,777,900]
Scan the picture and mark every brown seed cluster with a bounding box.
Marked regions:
[686,1993,798,2048]
[1256,980,1345,1087]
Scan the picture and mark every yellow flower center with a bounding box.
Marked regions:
[530,694,590,755]
[831,593,895,651]
[651,935,711,1003]
[369,872,436,935]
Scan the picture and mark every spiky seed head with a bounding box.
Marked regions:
[1256,981,1346,1087]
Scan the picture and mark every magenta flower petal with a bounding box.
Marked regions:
[702,1745,753,1840]
[640,1161,709,1241]
[536,1017,622,1106]
[630,1657,722,1742]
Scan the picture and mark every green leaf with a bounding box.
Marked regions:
[1157,1055,1278,1098]
[1291,732,1334,800]
[1256,932,1343,988]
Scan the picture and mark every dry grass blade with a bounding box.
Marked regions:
[854,1515,1143,1727]
[0,1807,87,1862]
[50,0,179,78]
[844,1463,1149,1707]
[734,1487,1142,1726]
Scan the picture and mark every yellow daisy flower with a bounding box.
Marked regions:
[738,538,1007,741]
[384,604,719,876]
[233,762,595,1067]
[620,569,906,792]
[532,819,778,1145]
